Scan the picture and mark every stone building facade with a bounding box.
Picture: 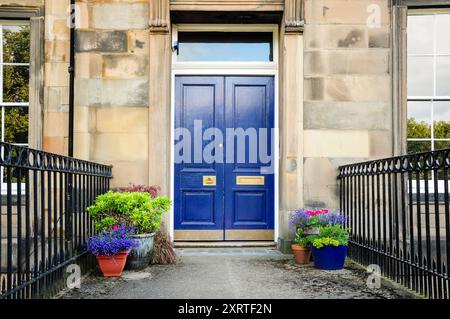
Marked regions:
[0,0,448,246]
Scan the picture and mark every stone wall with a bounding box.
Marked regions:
[74,0,150,188]
[43,0,70,155]
[302,0,393,210]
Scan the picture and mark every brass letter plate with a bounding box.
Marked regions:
[236,176,265,186]
[203,176,216,186]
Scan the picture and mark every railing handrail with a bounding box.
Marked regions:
[0,142,112,177]
[338,148,450,177]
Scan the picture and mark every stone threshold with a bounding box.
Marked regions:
[174,241,276,248]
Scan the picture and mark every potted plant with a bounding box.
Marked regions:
[87,225,137,277]
[311,224,350,270]
[291,228,315,265]
[126,195,172,269]
[87,191,172,270]
[290,208,348,265]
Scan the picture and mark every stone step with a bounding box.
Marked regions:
[174,241,276,248]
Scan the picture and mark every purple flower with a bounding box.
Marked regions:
[289,209,313,230]
[87,225,138,257]
[317,211,349,226]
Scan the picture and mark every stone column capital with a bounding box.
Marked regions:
[284,0,305,34]
[149,0,170,34]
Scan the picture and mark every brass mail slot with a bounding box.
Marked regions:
[236,176,265,186]
[203,176,216,186]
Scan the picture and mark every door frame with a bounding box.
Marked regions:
[170,24,280,241]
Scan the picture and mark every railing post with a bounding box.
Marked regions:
[65,167,73,256]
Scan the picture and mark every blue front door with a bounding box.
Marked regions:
[174,76,275,241]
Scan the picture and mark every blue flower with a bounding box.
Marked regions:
[289,209,313,230]
[87,225,139,257]
[317,211,349,226]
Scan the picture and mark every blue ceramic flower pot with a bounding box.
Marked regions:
[312,245,348,270]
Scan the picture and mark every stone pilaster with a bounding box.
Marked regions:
[279,3,305,243]
[148,0,171,195]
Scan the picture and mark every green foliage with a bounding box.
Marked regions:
[294,228,317,247]
[312,224,349,249]
[434,121,450,140]
[312,238,340,249]
[3,108,29,144]
[3,26,30,103]
[407,118,450,154]
[87,191,172,235]
[407,118,431,139]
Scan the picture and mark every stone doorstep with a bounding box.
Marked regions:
[174,241,277,248]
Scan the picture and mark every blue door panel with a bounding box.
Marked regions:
[233,191,267,224]
[181,191,216,225]
[224,77,275,231]
[181,84,217,171]
[174,76,224,231]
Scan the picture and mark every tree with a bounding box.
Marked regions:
[407,118,450,154]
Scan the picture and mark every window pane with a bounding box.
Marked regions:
[407,140,432,154]
[434,102,450,139]
[407,56,434,96]
[407,14,434,55]
[2,24,30,64]
[435,140,450,151]
[436,57,450,96]
[3,65,29,102]
[408,101,431,138]
[436,14,450,54]
[178,32,273,62]
[2,147,26,183]
[4,106,29,144]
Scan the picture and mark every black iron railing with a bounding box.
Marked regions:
[338,148,450,299]
[0,143,112,299]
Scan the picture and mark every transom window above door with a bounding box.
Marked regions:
[171,25,278,69]
[177,32,273,62]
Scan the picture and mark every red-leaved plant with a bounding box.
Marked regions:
[114,184,160,198]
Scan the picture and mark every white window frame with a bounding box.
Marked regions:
[407,10,450,152]
[0,20,31,194]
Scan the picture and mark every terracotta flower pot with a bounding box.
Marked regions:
[291,244,312,265]
[96,250,130,277]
